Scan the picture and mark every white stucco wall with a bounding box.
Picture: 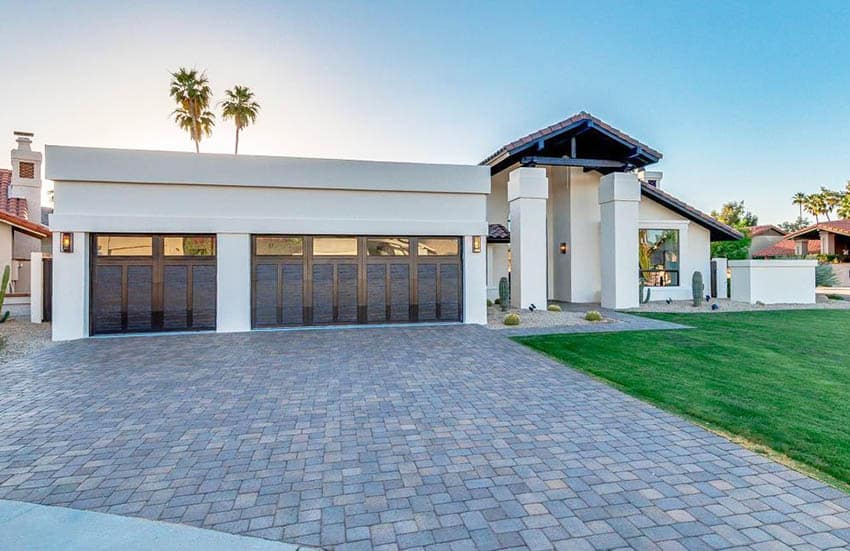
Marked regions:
[568,169,602,303]
[0,225,11,277]
[486,242,509,300]
[639,198,711,302]
[47,147,491,339]
[730,259,816,304]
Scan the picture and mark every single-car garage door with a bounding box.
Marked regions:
[252,235,462,327]
[90,234,217,334]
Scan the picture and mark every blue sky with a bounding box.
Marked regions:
[1,0,849,223]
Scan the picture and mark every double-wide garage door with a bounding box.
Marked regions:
[252,236,463,327]
[90,234,463,335]
[90,235,217,335]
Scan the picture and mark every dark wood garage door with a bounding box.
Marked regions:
[252,235,462,327]
[90,235,216,335]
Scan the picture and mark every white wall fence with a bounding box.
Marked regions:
[729,259,816,304]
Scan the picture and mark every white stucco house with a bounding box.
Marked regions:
[46,112,740,341]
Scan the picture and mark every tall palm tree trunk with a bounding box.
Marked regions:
[235,127,240,155]
[195,140,199,153]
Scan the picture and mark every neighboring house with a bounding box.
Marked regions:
[752,238,821,259]
[46,111,740,341]
[782,220,850,286]
[747,224,786,257]
[0,133,51,306]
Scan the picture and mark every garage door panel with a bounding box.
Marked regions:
[367,264,387,322]
[93,265,123,333]
[281,264,304,325]
[126,265,153,332]
[337,264,358,323]
[253,264,278,326]
[389,264,411,322]
[439,264,460,321]
[191,265,217,329]
[417,264,438,321]
[163,265,188,329]
[312,264,334,324]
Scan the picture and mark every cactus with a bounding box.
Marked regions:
[498,277,510,312]
[691,271,704,307]
[584,310,603,322]
[0,265,10,323]
[639,278,651,304]
[547,304,562,312]
[503,313,520,326]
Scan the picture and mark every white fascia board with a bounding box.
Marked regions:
[45,146,491,195]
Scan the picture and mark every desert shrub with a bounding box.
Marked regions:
[816,263,839,287]
[503,313,520,326]
[486,299,493,307]
[584,310,603,322]
[547,304,562,312]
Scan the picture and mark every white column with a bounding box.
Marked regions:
[463,235,487,324]
[216,233,251,333]
[30,252,43,323]
[599,173,640,309]
[52,232,88,341]
[712,257,728,299]
[508,167,548,309]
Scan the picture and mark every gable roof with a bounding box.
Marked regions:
[640,182,742,241]
[748,224,786,237]
[753,238,820,258]
[481,112,662,175]
[786,219,850,240]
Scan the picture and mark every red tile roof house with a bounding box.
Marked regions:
[747,224,787,257]
[760,220,850,286]
[46,112,741,340]
[0,132,51,308]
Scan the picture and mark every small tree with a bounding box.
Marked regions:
[710,200,758,227]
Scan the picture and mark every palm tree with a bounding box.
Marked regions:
[838,194,850,220]
[804,194,822,225]
[792,192,807,220]
[169,68,215,153]
[220,85,260,155]
[821,187,840,221]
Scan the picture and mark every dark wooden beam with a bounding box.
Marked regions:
[520,156,629,169]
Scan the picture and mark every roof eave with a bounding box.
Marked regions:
[640,183,742,242]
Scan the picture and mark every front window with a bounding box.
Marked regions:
[639,229,679,286]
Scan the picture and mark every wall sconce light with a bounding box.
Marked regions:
[61,232,74,253]
[472,235,482,253]
[559,242,568,254]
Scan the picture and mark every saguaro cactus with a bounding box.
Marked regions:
[691,271,704,307]
[0,265,10,323]
[498,277,510,312]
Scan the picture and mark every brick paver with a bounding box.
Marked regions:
[1,325,849,549]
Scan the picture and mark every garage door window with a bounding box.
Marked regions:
[367,237,409,256]
[96,236,153,256]
[314,237,358,256]
[255,236,303,256]
[418,238,459,256]
[163,236,216,256]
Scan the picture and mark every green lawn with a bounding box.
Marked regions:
[517,310,850,488]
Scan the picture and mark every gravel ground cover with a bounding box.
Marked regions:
[0,306,53,363]
[626,294,850,314]
[486,305,612,329]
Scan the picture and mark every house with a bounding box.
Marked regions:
[46,112,741,341]
[783,220,850,286]
[752,238,821,259]
[0,133,51,307]
[747,225,787,257]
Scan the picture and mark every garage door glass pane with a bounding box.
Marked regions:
[314,237,357,256]
[254,264,278,326]
[126,265,153,331]
[367,238,409,256]
[390,264,410,321]
[163,265,188,329]
[96,236,153,256]
[367,264,387,322]
[256,237,303,256]
[192,265,217,329]
[418,238,459,256]
[93,265,123,332]
[439,264,460,320]
[417,264,437,320]
[164,236,215,256]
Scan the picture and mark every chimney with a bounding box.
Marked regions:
[637,169,663,189]
[9,131,42,220]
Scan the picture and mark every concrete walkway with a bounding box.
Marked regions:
[0,499,311,550]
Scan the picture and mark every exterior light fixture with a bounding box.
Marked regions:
[61,232,74,253]
[559,242,568,254]
[472,235,482,253]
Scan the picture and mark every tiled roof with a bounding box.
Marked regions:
[640,182,742,241]
[487,223,510,243]
[748,224,786,237]
[0,169,28,219]
[481,111,663,167]
[753,238,820,258]
[0,210,50,239]
[785,219,850,240]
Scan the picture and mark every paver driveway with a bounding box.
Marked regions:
[1,325,850,550]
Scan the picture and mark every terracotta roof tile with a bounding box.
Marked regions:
[785,219,850,240]
[753,238,820,258]
[0,169,28,219]
[748,224,786,237]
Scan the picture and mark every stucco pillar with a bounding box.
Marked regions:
[508,167,548,309]
[216,233,251,333]
[599,172,640,309]
[463,235,487,324]
[821,231,836,255]
[52,232,88,341]
[712,257,728,299]
[30,252,43,323]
